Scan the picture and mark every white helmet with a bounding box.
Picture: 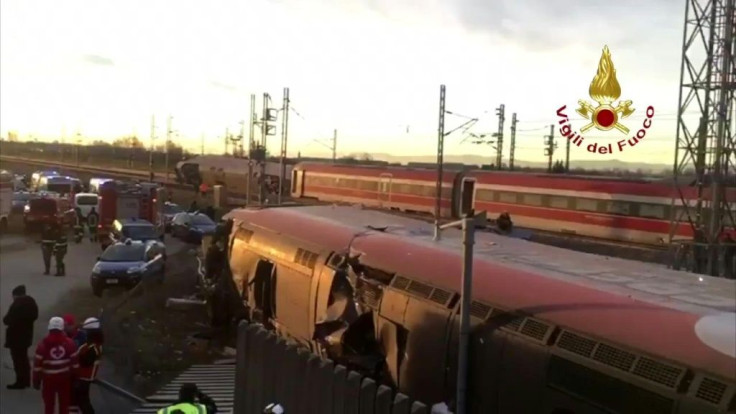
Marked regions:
[48,316,64,331]
[264,403,284,414]
[82,317,100,330]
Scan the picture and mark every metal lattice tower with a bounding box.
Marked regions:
[670,0,736,277]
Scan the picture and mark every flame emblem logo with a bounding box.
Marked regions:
[576,46,635,134]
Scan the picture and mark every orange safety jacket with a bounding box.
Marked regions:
[76,343,102,381]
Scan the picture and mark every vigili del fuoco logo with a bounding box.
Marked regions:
[556,46,655,155]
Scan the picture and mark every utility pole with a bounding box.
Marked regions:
[247,94,255,206]
[200,133,204,155]
[61,127,66,163]
[75,132,82,167]
[332,129,337,162]
[436,210,487,414]
[565,123,571,172]
[165,115,172,184]
[509,113,517,171]
[260,93,277,204]
[238,120,246,158]
[278,87,290,204]
[224,127,229,156]
[149,115,155,181]
[434,85,446,241]
[494,104,505,170]
[544,124,556,173]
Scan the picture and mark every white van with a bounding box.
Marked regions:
[74,193,100,219]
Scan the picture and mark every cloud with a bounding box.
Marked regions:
[81,54,114,66]
[448,0,681,52]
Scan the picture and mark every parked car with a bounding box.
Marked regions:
[105,218,165,251]
[161,202,184,232]
[170,212,217,244]
[90,239,166,297]
[12,191,37,214]
[23,196,73,232]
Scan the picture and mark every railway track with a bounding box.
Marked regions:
[0,155,673,265]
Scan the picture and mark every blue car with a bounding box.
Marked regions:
[170,212,217,244]
[90,239,166,297]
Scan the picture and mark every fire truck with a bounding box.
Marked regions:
[97,181,166,250]
[0,170,12,233]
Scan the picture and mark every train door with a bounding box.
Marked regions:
[252,259,276,323]
[460,178,476,216]
[291,168,304,197]
[378,174,392,206]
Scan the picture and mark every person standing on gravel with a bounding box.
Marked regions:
[33,316,79,414]
[3,285,39,390]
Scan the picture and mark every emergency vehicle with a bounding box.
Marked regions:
[89,178,113,194]
[22,192,74,231]
[37,175,82,195]
[97,181,166,250]
[30,170,59,191]
[0,170,13,233]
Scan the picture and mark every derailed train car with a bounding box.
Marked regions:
[221,205,736,414]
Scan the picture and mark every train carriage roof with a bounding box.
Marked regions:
[225,205,736,381]
[294,162,460,183]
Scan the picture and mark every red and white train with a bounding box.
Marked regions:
[290,163,736,246]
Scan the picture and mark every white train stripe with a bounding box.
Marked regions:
[303,171,454,188]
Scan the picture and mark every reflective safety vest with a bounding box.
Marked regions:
[77,343,101,381]
[53,236,68,254]
[157,402,208,414]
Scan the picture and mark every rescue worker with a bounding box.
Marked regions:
[53,227,69,276]
[3,285,39,389]
[62,314,87,349]
[73,208,85,243]
[86,207,98,242]
[157,383,218,413]
[496,212,513,234]
[73,317,103,414]
[41,223,58,275]
[33,317,79,414]
[263,403,284,414]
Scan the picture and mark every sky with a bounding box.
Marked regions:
[0,0,705,165]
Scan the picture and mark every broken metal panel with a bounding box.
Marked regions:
[378,288,409,325]
[398,296,455,405]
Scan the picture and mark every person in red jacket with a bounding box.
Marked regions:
[33,316,79,414]
[73,317,103,414]
[62,314,86,349]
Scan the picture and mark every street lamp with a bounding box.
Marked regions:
[436,209,487,414]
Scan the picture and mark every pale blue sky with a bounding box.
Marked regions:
[0,0,700,164]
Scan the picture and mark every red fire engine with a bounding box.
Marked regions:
[97,181,165,249]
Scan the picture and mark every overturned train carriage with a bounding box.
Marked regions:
[221,206,736,414]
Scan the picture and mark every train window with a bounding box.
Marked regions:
[359,180,379,191]
[639,204,666,219]
[605,201,631,215]
[549,196,569,209]
[498,192,518,204]
[523,194,543,206]
[474,189,494,202]
[575,199,599,211]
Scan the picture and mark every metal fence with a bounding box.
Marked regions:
[234,322,431,414]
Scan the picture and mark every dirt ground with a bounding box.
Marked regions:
[43,246,226,398]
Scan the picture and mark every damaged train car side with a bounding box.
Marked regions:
[221,206,736,414]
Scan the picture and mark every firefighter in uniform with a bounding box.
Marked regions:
[53,229,68,276]
[33,317,79,414]
[73,317,103,414]
[40,224,58,275]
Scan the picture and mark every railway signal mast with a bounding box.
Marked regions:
[494,104,505,170]
[509,113,518,171]
[669,0,736,277]
[259,93,278,205]
[544,124,556,173]
[434,85,478,241]
[278,87,290,204]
